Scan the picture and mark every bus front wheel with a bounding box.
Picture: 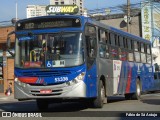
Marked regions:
[92,80,106,108]
[36,99,49,111]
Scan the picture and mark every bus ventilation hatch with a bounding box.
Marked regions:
[21,70,72,77]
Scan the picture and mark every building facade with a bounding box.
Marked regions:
[50,0,84,14]
[0,26,15,93]
[141,1,160,66]
[26,5,47,18]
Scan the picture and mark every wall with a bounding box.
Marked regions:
[100,15,141,37]
[0,26,15,43]
[0,26,15,93]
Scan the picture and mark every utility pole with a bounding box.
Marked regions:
[127,0,130,33]
[16,1,18,20]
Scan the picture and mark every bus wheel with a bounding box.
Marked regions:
[132,80,142,100]
[92,80,106,108]
[36,99,49,111]
[124,93,132,100]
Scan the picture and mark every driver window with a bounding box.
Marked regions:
[85,25,97,58]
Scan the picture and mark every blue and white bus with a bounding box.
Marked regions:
[7,15,159,110]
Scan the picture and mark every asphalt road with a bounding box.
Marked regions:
[0,93,159,120]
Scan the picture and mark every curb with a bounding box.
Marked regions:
[0,94,15,101]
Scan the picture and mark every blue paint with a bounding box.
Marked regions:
[118,61,155,94]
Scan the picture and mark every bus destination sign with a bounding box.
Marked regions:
[16,18,81,30]
[46,5,79,15]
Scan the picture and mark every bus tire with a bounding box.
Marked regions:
[124,93,132,100]
[132,80,142,100]
[92,80,106,108]
[36,99,49,111]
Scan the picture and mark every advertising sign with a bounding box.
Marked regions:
[141,1,160,46]
[141,1,152,41]
[46,5,79,15]
[152,3,160,47]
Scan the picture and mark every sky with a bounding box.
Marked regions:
[0,0,143,22]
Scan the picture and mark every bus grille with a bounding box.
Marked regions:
[21,70,72,77]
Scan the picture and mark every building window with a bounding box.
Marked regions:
[55,2,58,5]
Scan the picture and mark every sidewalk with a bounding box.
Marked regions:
[0,93,15,101]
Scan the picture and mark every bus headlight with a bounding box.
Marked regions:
[66,72,85,86]
[15,77,18,82]
[76,72,85,81]
[14,77,26,88]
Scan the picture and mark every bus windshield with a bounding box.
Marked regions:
[15,32,84,68]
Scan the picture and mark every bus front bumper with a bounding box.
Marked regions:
[14,80,87,100]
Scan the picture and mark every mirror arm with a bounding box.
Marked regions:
[6,31,15,57]
[7,49,15,57]
[8,31,15,36]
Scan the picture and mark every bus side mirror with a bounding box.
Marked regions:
[6,31,15,57]
[7,37,11,49]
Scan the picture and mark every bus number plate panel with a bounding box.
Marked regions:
[40,89,52,94]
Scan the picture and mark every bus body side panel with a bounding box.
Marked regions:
[117,62,154,94]
[138,63,154,92]
[86,61,98,98]
[97,59,154,96]
[98,58,114,96]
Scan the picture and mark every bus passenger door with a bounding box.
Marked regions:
[85,25,97,97]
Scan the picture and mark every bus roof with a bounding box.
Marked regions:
[17,15,150,44]
[85,16,151,44]
[17,15,85,23]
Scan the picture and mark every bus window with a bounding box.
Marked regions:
[141,53,146,63]
[134,41,138,51]
[141,43,146,63]
[99,44,106,58]
[119,36,124,48]
[109,46,118,60]
[105,45,109,59]
[105,31,109,44]
[123,38,128,49]
[135,52,140,62]
[128,52,134,61]
[119,48,127,61]
[115,34,118,46]
[127,39,132,50]
[85,25,97,58]
[147,44,151,54]
[141,43,144,53]
[99,29,106,43]
[117,36,120,46]
[146,44,151,64]
[128,39,134,61]
[110,33,115,46]
[85,25,96,37]
[108,32,111,44]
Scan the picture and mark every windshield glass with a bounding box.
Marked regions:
[15,32,84,68]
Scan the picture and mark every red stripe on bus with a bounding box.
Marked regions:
[125,69,132,93]
[18,77,38,83]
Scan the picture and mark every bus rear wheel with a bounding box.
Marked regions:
[132,80,142,100]
[92,80,106,108]
[36,99,49,111]
[125,93,132,100]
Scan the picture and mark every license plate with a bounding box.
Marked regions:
[40,89,52,94]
